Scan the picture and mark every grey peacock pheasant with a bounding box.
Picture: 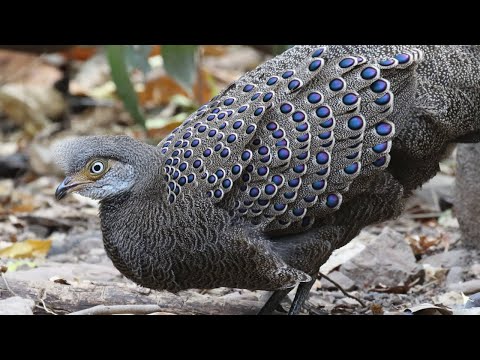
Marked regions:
[54,45,480,314]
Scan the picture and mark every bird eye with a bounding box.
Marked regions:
[89,161,105,175]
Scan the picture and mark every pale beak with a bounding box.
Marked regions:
[55,176,90,200]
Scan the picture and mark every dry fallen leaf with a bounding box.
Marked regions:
[404,303,453,315]
[0,239,52,259]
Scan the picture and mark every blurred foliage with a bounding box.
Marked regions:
[105,45,146,128]
[162,45,198,92]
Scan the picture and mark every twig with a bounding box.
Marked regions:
[37,289,58,315]
[68,304,163,315]
[318,272,366,307]
[1,272,18,297]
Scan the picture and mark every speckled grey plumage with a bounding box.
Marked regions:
[56,45,480,299]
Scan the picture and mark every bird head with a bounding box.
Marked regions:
[53,135,160,201]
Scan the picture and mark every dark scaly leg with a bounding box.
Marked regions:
[288,278,316,315]
[258,288,293,315]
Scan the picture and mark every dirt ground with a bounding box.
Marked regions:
[0,46,479,315]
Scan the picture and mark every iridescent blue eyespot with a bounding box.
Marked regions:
[246,125,256,134]
[316,151,330,164]
[254,107,263,116]
[178,176,187,186]
[265,184,276,195]
[344,162,359,174]
[222,179,231,188]
[361,67,377,80]
[216,169,224,178]
[208,130,217,137]
[249,187,260,197]
[179,163,187,171]
[370,79,388,93]
[272,175,284,185]
[280,103,293,114]
[373,156,387,167]
[373,142,388,153]
[218,113,226,120]
[168,182,175,190]
[261,155,271,163]
[267,77,278,86]
[172,158,179,166]
[224,98,235,106]
[288,178,300,187]
[169,194,175,203]
[320,118,334,128]
[312,48,324,57]
[274,203,286,211]
[288,79,301,91]
[293,208,305,216]
[219,122,227,130]
[251,92,261,101]
[226,110,233,117]
[166,135,174,141]
[343,93,358,105]
[346,151,359,159]
[297,133,310,142]
[227,134,237,143]
[317,168,328,176]
[238,105,248,113]
[263,92,273,102]
[339,58,355,68]
[284,192,296,199]
[182,141,188,148]
[214,144,222,152]
[193,159,202,168]
[198,125,207,133]
[329,79,344,91]
[162,142,170,148]
[166,159,172,165]
[296,123,308,132]
[252,139,261,146]
[217,133,223,141]
[241,150,252,161]
[233,120,243,129]
[294,164,305,173]
[172,150,180,157]
[326,194,339,208]
[183,132,191,139]
[207,115,215,121]
[348,116,364,130]
[297,151,308,160]
[309,60,322,71]
[258,199,269,206]
[242,173,251,182]
[292,111,305,122]
[246,165,254,172]
[187,174,195,183]
[304,196,316,203]
[319,131,332,140]
[173,171,179,180]
[282,70,294,79]
[203,149,212,157]
[395,53,410,64]
[375,93,391,105]
[312,180,325,190]
[220,148,230,158]
[213,189,223,198]
[212,108,220,114]
[308,92,322,104]
[244,199,253,206]
[258,146,269,155]
[175,141,182,147]
[379,58,395,66]
[257,166,268,176]
[243,84,254,92]
[208,175,217,184]
[278,148,290,160]
[232,164,242,175]
[376,122,392,136]
[266,122,277,131]
[316,106,330,118]
[276,139,288,147]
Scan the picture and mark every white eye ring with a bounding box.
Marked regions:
[90,161,105,174]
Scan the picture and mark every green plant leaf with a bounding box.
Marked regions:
[105,45,146,128]
[161,45,198,93]
[125,45,152,75]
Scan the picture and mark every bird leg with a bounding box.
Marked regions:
[258,288,293,315]
[288,278,316,315]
